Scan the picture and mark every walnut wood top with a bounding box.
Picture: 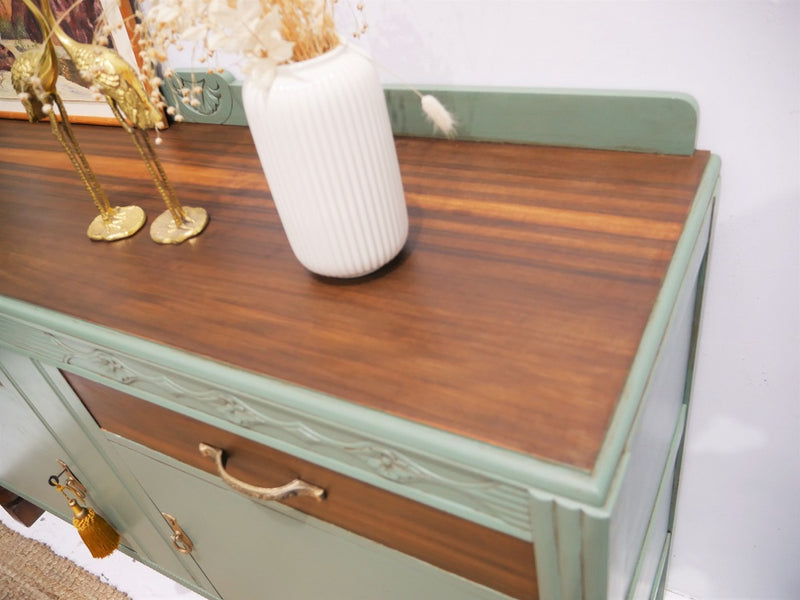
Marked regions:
[0,120,710,469]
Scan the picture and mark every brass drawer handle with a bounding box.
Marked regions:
[161,512,194,554]
[198,443,326,502]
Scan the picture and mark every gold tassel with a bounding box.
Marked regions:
[67,497,121,558]
[51,480,120,559]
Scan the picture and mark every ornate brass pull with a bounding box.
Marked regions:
[161,512,194,554]
[198,443,326,502]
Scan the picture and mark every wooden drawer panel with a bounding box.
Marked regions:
[64,372,537,600]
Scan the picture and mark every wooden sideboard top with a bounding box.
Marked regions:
[0,120,709,470]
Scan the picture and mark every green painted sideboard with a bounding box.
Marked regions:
[0,88,719,600]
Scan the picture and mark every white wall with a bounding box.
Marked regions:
[177,1,800,597]
[364,2,800,598]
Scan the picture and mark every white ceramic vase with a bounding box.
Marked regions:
[242,43,409,278]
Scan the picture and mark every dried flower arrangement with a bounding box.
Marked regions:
[120,0,456,136]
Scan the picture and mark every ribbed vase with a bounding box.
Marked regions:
[242,43,409,278]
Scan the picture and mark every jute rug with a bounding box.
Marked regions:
[0,520,131,600]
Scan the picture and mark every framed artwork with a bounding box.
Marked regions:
[0,0,139,123]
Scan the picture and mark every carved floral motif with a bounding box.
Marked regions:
[28,328,529,532]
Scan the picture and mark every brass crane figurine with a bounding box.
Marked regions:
[39,0,208,244]
[11,0,145,241]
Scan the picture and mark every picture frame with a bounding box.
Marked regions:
[0,0,139,124]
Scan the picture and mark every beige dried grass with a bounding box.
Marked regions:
[276,0,340,62]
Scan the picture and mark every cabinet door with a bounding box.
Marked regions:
[0,349,205,591]
[111,438,513,600]
[0,350,72,519]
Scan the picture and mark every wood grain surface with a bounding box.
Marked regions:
[66,371,538,600]
[0,485,44,527]
[0,120,709,469]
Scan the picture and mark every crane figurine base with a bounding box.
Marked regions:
[150,207,209,244]
[87,205,146,241]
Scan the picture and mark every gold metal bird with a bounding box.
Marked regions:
[40,0,208,244]
[11,0,146,241]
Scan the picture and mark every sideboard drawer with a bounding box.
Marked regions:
[64,372,537,600]
[111,439,518,600]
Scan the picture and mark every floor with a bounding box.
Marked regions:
[1,505,693,600]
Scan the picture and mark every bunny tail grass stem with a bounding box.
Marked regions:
[420,94,456,138]
[346,43,457,138]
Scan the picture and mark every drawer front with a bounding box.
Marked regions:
[65,372,537,600]
[112,440,518,600]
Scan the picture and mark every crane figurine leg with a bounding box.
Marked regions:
[107,100,208,244]
[49,95,146,241]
